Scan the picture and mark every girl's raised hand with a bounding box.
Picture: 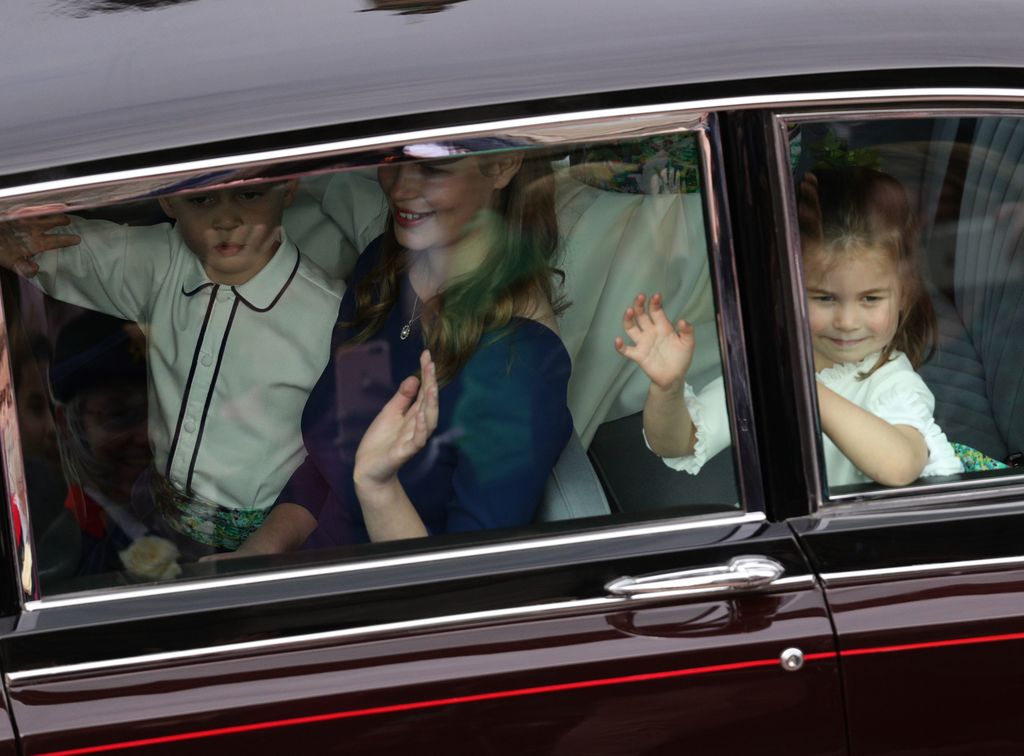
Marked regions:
[353,349,439,490]
[614,292,695,392]
[0,213,80,277]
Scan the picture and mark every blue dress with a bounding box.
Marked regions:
[277,239,574,547]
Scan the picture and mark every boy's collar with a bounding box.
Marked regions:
[181,233,300,312]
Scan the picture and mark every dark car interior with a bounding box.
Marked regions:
[7,116,1024,595]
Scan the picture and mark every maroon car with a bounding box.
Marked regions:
[0,0,1022,754]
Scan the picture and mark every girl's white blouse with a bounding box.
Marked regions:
[656,351,963,488]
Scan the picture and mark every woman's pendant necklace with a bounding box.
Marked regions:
[400,293,421,341]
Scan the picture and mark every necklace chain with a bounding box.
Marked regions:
[400,292,421,341]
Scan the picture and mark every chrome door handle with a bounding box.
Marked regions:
[605,555,785,598]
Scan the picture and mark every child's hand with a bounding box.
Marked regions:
[0,213,80,277]
[615,292,695,393]
[353,349,439,490]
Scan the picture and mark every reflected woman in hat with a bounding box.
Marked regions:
[50,311,155,575]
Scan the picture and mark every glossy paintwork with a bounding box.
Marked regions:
[0,618,19,756]
[7,517,799,666]
[826,570,1024,755]
[793,503,1024,754]
[720,109,821,521]
[2,0,1024,180]
[5,519,843,754]
[0,662,18,755]
[1,3,1024,750]
[792,508,1024,573]
[10,587,844,756]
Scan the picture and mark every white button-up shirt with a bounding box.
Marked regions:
[33,218,343,512]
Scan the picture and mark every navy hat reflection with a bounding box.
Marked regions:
[49,313,147,404]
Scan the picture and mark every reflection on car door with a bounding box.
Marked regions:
[4,518,846,755]
[795,508,1024,755]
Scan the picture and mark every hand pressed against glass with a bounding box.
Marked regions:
[0,211,80,277]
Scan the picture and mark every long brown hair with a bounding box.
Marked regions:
[798,166,936,377]
[342,151,566,384]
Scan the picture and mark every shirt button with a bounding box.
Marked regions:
[184,420,196,434]
[200,354,213,367]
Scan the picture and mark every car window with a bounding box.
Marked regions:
[0,129,746,598]
[783,113,1024,501]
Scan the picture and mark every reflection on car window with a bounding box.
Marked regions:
[788,116,1024,498]
[0,134,739,596]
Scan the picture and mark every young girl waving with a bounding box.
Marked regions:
[617,166,962,488]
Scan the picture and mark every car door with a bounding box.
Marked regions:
[0,106,847,756]
[761,104,1024,755]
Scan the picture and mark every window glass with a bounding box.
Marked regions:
[0,133,739,597]
[786,115,1024,498]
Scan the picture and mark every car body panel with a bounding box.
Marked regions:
[6,522,846,755]
[3,0,1024,179]
[794,509,1024,754]
[2,2,1024,751]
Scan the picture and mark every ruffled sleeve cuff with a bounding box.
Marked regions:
[644,377,730,475]
[869,388,964,478]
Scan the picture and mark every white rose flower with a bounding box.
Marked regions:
[119,536,182,581]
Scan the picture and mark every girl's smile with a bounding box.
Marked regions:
[805,246,901,371]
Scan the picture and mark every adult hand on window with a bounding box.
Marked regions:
[354,349,439,486]
[352,349,438,541]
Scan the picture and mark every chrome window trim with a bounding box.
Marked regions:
[3,88,1024,216]
[813,490,1024,520]
[769,113,828,513]
[772,103,1024,513]
[24,511,766,611]
[699,116,764,513]
[2,108,770,609]
[8,572,816,683]
[827,475,1024,508]
[2,88,1023,607]
[820,555,1024,586]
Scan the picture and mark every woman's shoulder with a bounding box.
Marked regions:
[350,235,385,283]
[466,318,570,385]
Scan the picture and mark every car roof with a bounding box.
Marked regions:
[2,0,1024,181]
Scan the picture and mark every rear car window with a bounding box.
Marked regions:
[783,114,1024,500]
[0,130,746,597]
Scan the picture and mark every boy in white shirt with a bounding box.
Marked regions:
[1,182,342,558]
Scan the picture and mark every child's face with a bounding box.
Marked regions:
[805,246,901,371]
[159,182,297,285]
[377,156,518,253]
[75,383,151,501]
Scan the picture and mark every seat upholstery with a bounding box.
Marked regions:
[921,117,1024,460]
[535,430,611,522]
